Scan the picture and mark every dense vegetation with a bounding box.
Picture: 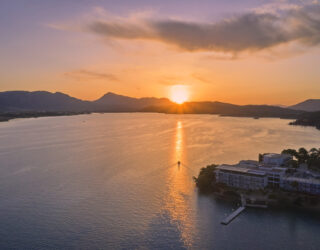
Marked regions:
[282,147,320,170]
[193,164,217,193]
[289,111,320,130]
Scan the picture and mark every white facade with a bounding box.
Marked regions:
[282,177,320,195]
[216,164,268,190]
[263,153,292,166]
[215,155,288,190]
[215,153,320,195]
[259,166,287,188]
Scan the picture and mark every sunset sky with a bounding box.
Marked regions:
[1,0,320,105]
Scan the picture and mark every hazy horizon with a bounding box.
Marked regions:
[0,89,315,106]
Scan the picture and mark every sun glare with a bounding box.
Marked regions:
[170,85,189,104]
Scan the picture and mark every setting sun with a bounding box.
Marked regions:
[170,85,189,104]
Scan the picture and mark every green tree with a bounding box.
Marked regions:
[282,149,298,159]
[308,148,320,170]
[193,164,217,193]
[309,148,320,160]
[297,147,309,163]
[258,153,264,162]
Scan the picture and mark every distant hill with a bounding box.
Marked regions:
[0,91,172,112]
[0,90,305,119]
[289,99,320,112]
[142,101,303,118]
[0,91,90,112]
[93,92,172,112]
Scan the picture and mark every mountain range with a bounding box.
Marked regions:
[0,91,172,112]
[289,99,320,112]
[0,91,319,119]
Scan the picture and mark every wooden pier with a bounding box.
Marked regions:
[221,194,268,225]
[221,206,245,225]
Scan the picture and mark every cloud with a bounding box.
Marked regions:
[191,73,214,84]
[86,3,320,54]
[64,69,118,81]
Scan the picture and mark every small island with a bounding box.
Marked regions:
[194,148,320,210]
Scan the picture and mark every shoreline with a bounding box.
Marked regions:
[0,110,296,121]
[208,187,320,211]
[1,111,318,131]
[0,111,92,123]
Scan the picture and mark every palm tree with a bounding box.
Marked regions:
[309,148,320,158]
[282,149,298,159]
[308,148,320,169]
[298,147,309,163]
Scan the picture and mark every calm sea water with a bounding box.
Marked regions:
[0,113,320,249]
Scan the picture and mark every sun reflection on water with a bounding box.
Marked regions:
[163,120,197,248]
[175,121,183,162]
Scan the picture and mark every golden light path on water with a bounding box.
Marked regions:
[164,120,197,248]
[175,121,183,160]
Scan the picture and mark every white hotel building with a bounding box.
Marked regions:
[215,153,320,195]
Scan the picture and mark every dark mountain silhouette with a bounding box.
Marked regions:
[92,92,172,111]
[0,90,305,119]
[0,91,90,112]
[0,91,172,112]
[142,101,303,118]
[290,99,320,112]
